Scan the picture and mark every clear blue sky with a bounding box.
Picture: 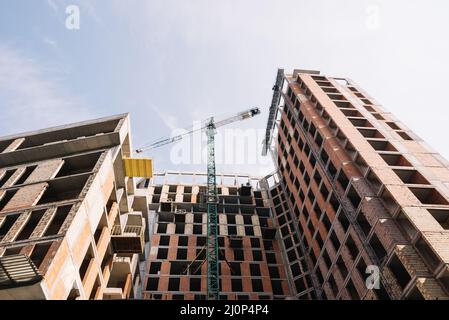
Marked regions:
[1,0,449,176]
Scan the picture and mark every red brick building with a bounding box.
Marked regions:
[262,69,449,299]
[139,172,291,300]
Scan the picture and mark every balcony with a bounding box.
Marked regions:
[103,256,134,300]
[0,254,42,289]
[111,213,145,254]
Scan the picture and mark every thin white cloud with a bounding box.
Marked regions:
[46,0,58,12]
[0,45,91,135]
[151,104,179,131]
[43,36,57,48]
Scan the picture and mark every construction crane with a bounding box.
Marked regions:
[136,107,261,300]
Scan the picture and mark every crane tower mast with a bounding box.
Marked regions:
[136,108,261,300]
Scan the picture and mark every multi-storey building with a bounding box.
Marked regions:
[0,114,150,300]
[138,171,291,300]
[262,68,449,300]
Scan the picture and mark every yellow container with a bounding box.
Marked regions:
[123,157,153,178]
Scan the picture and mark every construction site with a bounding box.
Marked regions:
[1,68,449,300]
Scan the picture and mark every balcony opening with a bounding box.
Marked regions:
[56,152,101,178]
[44,205,72,236]
[327,162,337,179]
[330,231,341,252]
[159,235,170,246]
[193,224,202,235]
[357,128,385,139]
[405,285,424,300]
[328,274,339,297]
[176,248,187,260]
[0,169,16,187]
[37,175,89,205]
[337,170,349,191]
[0,189,18,211]
[409,187,449,206]
[152,194,160,203]
[153,186,162,194]
[0,213,20,241]
[368,140,398,152]
[372,113,385,120]
[157,223,167,233]
[67,282,81,300]
[361,98,373,105]
[149,262,161,274]
[190,278,201,291]
[356,211,372,237]
[379,153,412,167]
[427,208,449,229]
[170,261,188,275]
[251,278,264,292]
[157,248,168,259]
[329,194,340,214]
[369,234,387,262]
[321,213,332,232]
[397,131,413,141]
[184,186,192,193]
[79,244,94,282]
[415,237,440,272]
[388,254,411,290]
[348,118,373,128]
[386,122,401,130]
[356,257,367,280]
[346,235,359,260]
[328,94,347,101]
[363,105,376,112]
[338,212,350,233]
[380,189,400,215]
[250,263,261,277]
[366,170,382,195]
[346,279,360,299]
[231,279,243,292]
[14,165,37,186]
[168,277,180,291]
[347,186,362,209]
[393,169,430,185]
[438,269,449,295]
[295,277,307,293]
[16,119,120,150]
[15,209,46,241]
[341,109,363,117]
[30,242,52,268]
[193,213,202,223]
[146,277,159,290]
[254,250,264,262]
[178,236,188,246]
[3,246,23,256]
[395,211,417,241]
[268,280,282,295]
[89,276,101,300]
[175,223,184,234]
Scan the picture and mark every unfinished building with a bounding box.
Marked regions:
[138,172,291,300]
[262,68,449,299]
[0,114,150,299]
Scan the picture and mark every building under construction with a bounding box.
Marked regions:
[262,69,449,300]
[0,114,151,299]
[2,69,449,300]
[138,172,290,300]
